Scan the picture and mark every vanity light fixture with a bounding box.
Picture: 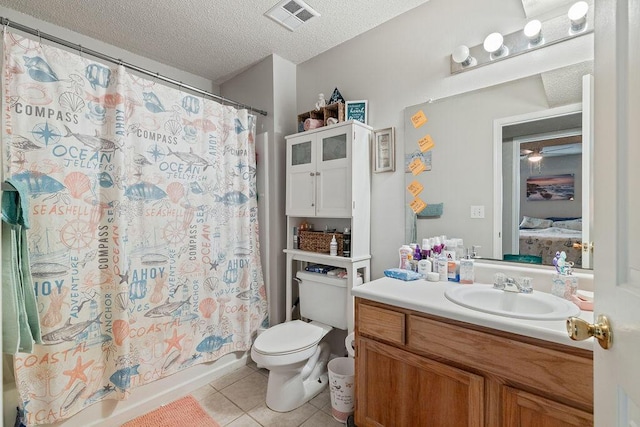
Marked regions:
[483,32,509,59]
[528,149,543,163]
[568,1,589,33]
[524,20,543,46]
[449,0,592,75]
[451,45,476,67]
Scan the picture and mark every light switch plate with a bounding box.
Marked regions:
[470,205,485,218]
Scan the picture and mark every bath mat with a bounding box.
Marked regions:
[121,395,220,427]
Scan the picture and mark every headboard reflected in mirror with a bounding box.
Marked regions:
[403,61,593,270]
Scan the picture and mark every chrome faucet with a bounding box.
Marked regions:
[493,274,533,294]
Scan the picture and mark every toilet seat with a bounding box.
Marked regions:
[253,320,325,356]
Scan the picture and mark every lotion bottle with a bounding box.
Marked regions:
[418,258,432,278]
[437,254,448,281]
[330,235,338,256]
[399,245,412,269]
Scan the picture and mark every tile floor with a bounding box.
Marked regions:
[188,359,346,427]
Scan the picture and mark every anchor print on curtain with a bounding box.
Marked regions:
[2,31,267,425]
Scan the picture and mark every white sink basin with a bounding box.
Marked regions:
[444,284,580,320]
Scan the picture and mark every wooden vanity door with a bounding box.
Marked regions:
[503,387,593,427]
[355,337,484,427]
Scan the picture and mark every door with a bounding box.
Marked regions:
[593,1,640,425]
[315,125,351,217]
[503,387,592,427]
[286,135,316,216]
[581,74,594,269]
[356,337,484,427]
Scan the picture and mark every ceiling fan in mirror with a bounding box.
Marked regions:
[519,134,583,163]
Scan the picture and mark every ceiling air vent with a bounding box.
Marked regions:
[265,0,320,31]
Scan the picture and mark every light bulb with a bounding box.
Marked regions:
[452,45,476,67]
[528,150,543,162]
[568,1,589,33]
[483,32,508,58]
[524,20,543,45]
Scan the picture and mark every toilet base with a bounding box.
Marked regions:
[265,343,330,412]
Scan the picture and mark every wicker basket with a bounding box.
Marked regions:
[299,230,344,256]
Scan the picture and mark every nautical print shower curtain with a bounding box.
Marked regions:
[2,31,267,425]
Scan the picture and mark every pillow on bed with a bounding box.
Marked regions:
[552,218,582,231]
[519,216,553,229]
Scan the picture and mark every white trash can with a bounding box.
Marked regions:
[328,357,355,424]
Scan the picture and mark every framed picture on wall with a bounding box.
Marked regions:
[373,127,395,173]
[345,100,368,124]
[526,174,575,201]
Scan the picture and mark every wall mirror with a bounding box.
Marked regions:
[403,60,593,270]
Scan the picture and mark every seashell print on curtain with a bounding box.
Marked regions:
[2,31,267,425]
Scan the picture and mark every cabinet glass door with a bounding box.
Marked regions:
[292,141,312,165]
[316,130,351,217]
[322,134,347,161]
[287,138,316,216]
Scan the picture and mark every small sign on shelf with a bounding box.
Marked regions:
[345,100,368,124]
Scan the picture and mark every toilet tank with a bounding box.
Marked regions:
[296,271,362,330]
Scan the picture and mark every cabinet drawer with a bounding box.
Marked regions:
[357,303,405,345]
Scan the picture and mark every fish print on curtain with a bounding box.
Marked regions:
[2,32,267,425]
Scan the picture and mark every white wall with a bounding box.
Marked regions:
[296,0,593,279]
[221,55,297,325]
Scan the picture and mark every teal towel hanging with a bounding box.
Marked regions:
[417,203,444,218]
[2,179,42,354]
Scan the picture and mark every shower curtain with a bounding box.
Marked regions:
[2,31,267,425]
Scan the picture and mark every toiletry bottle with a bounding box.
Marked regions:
[293,227,299,249]
[447,260,459,282]
[399,245,412,269]
[459,255,475,284]
[343,227,351,257]
[418,257,432,277]
[412,245,421,272]
[433,237,442,255]
[437,253,448,281]
[455,238,465,260]
[330,235,338,256]
[421,242,431,261]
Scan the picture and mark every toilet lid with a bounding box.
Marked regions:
[253,320,324,355]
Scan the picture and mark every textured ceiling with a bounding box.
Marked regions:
[541,60,593,107]
[520,0,578,18]
[0,0,430,85]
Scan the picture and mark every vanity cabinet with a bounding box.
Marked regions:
[355,298,593,427]
[285,120,370,218]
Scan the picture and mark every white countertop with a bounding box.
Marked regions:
[351,277,594,351]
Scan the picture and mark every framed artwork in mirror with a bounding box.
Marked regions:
[526,174,575,201]
[373,127,395,173]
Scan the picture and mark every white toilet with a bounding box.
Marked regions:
[251,271,354,412]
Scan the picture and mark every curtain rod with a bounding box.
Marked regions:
[0,17,268,116]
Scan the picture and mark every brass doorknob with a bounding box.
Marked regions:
[567,314,612,349]
[572,242,594,253]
